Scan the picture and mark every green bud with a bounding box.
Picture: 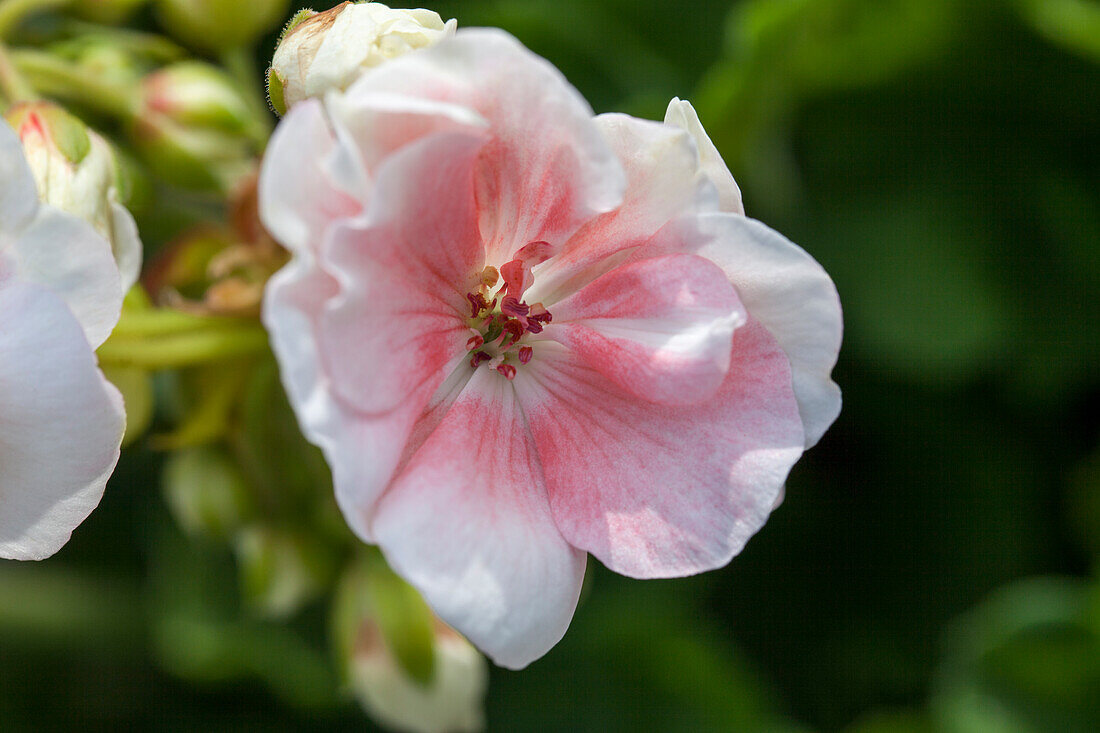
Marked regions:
[72,0,152,25]
[155,0,290,55]
[163,446,254,539]
[234,525,334,618]
[130,62,257,192]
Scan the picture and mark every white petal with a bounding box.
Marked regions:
[109,200,143,292]
[9,206,122,348]
[692,214,842,447]
[665,98,744,215]
[259,98,363,256]
[0,275,124,560]
[0,121,38,234]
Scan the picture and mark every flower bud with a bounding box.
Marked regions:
[155,0,289,55]
[130,62,258,192]
[268,2,456,114]
[5,101,142,290]
[234,525,335,618]
[352,622,487,733]
[333,554,487,733]
[163,446,254,539]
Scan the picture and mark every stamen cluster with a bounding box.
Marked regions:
[465,259,551,380]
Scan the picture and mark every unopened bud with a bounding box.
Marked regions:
[234,525,335,618]
[352,621,487,733]
[130,62,258,192]
[333,553,487,733]
[5,101,142,290]
[163,446,254,539]
[268,2,456,115]
[155,0,289,55]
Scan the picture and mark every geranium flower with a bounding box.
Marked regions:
[0,121,125,560]
[260,29,841,668]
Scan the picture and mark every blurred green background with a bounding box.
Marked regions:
[2,0,1099,730]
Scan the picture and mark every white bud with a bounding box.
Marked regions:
[351,621,488,733]
[269,2,456,113]
[7,103,142,291]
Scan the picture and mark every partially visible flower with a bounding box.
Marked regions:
[155,0,289,55]
[268,2,456,115]
[260,30,841,668]
[0,121,125,560]
[130,62,259,192]
[6,101,142,291]
[351,620,487,733]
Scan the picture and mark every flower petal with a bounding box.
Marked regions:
[371,368,587,670]
[340,28,625,262]
[686,214,842,447]
[0,274,124,560]
[108,200,143,292]
[521,320,803,579]
[0,121,38,233]
[548,253,745,405]
[9,205,121,348]
[259,98,363,255]
[664,98,744,215]
[318,129,487,415]
[529,113,717,305]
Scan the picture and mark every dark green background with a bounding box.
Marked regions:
[2,0,1098,730]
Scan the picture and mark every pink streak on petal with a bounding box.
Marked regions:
[548,253,744,405]
[371,368,587,669]
[521,319,803,579]
[339,29,625,263]
[318,131,488,415]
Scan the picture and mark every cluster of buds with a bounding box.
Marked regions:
[130,62,261,192]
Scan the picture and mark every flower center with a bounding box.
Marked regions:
[464,242,554,380]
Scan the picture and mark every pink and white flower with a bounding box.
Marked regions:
[0,121,126,561]
[260,29,841,668]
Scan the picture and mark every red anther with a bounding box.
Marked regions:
[500,296,530,318]
[466,292,489,318]
[501,319,525,345]
[466,334,484,351]
[528,304,552,324]
[525,320,543,334]
[518,346,533,364]
[496,364,517,380]
[470,351,491,368]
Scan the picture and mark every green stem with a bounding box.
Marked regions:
[11,48,137,119]
[112,307,256,339]
[98,326,269,370]
[0,0,71,39]
[219,45,273,147]
[0,40,34,103]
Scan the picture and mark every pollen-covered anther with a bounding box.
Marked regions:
[479,265,499,288]
[496,364,517,380]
